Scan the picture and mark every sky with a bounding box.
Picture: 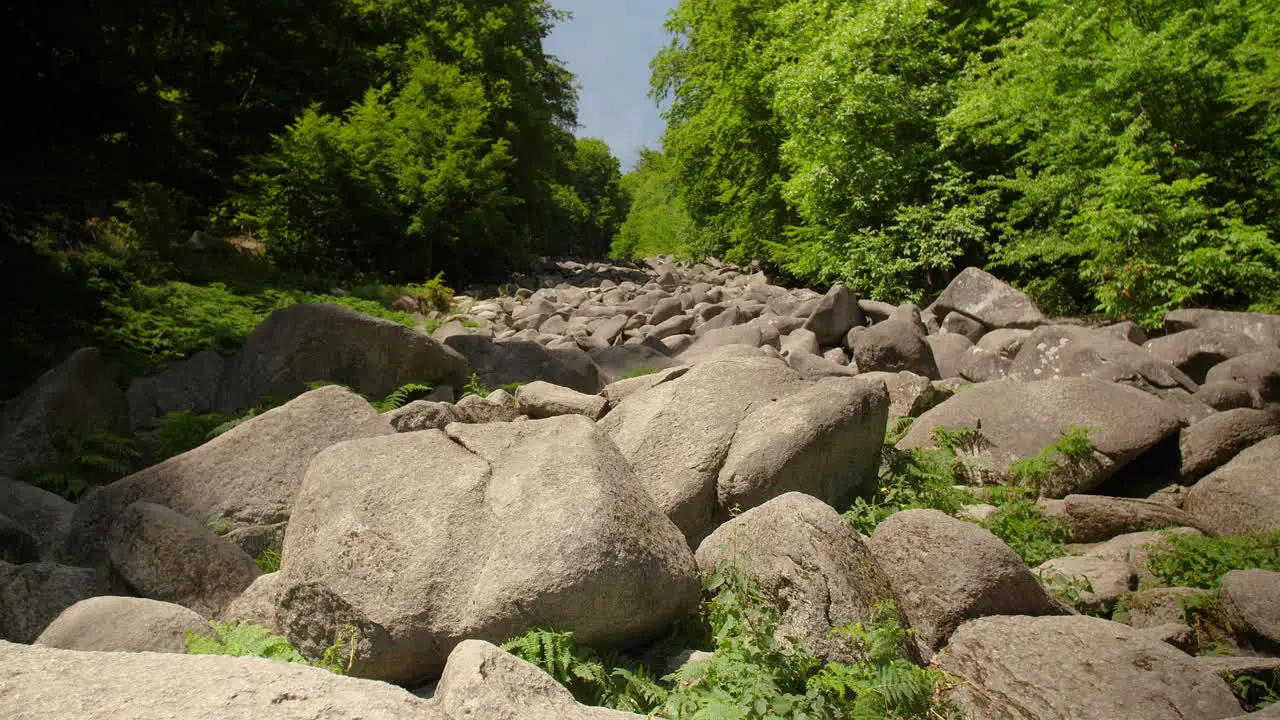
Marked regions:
[545,1,679,171]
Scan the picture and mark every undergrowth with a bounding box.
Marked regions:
[978,486,1069,567]
[1145,531,1280,590]
[185,620,357,675]
[503,562,958,719]
[16,426,139,500]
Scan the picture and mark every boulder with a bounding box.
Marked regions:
[1185,435,1280,534]
[0,513,39,563]
[1033,555,1134,611]
[1075,528,1204,589]
[0,562,110,643]
[217,303,470,414]
[857,371,953,419]
[600,354,802,538]
[898,378,1182,496]
[1204,348,1280,405]
[514,381,608,420]
[937,615,1242,720]
[219,572,284,631]
[941,311,987,343]
[1220,569,1280,654]
[715,376,888,515]
[1194,380,1256,411]
[431,640,644,720]
[275,416,698,685]
[927,267,1046,329]
[108,501,260,617]
[0,347,131,478]
[34,596,208,653]
[976,328,1032,357]
[681,322,781,360]
[453,391,521,424]
[1180,408,1280,481]
[386,400,462,432]
[1143,329,1263,384]
[801,283,863,346]
[126,350,225,429]
[0,477,74,561]
[924,333,973,379]
[1114,587,1214,629]
[694,493,902,663]
[445,335,602,394]
[780,328,821,357]
[1164,308,1280,347]
[0,640,446,720]
[849,317,940,379]
[1106,320,1148,345]
[1010,325,1196,392]
[959,346,1013,383]
[600,367,689,408]
[867,510,1068,657]
[1040,494,1197,543]
[66,386,394,565]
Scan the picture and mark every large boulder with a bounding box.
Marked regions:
[937,615,1242,720]
[0,347,131,478]
[1220,569,1280,654]
[1143,329,1263,384]
[217,303,471,413]
[1185,435,1280,535]
[446,335,602,393]
[0,562,110,642]
[695,493,901,663]
[1033,555,1134,612]
[66,386,394,565]
[34,596,208,653]
[1010,325,1196,392]
[849,316,940,379]
[1040,494,1197,543]
[1179,408,1280,481]
[867,510,1068,657]
[898,378,1182,496]
[275,416,698,685]
[107,501,260,617]
[1204,348,1280,406]
[126,350,225,429]
[715,376,888,514]
[0,640,447,720]
[589,344,676,384]
[801,283,863,346]
[514,381,608,420]
[431,640,644,720]
[1163,308,1280,347]
[927,267,1046,329]
[0,477,74,561]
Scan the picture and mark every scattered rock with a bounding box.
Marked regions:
[868,509,1068,658]
[1185,435,1280,534]
[387,400,462,432]
[1116,586,1215,629]
[445,336,602,393]
[801,283,863,346]
[0,562,110,643]
[0,477,74,561]
[1040,494,1198,543]
[937,615,1242,720]
[1179,408,1280,481]
[515,381,608,420]
[927,267,1047,329]
[1204,348,1280,405]
[1220,569,1280,654]
[1010,325,1196,392]
[1164,308,1280,347]
[219,572,284,631]
[695,493,903,663]
[34,596,208,653]
[1034,555,1134,611]
[850,316,940,379]
[1143,329,1263,384]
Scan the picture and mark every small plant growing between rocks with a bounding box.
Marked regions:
[1145,530,1280,590]
[184,620,357,675]
[17,426,140,500]
[1007,425,1096,497]
[978,486,1069,566]
[619,367,661,379]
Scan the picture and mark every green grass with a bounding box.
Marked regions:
[1146,531,1280,590]
[978,486,1070,567]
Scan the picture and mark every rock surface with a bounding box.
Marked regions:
[928,267,1047,329]
[34,596,208,653]
[1220,569,1280,654]
[1185,435,1280,534]
[275,416,697,685]
[0,562,110,643]
[937,615,1242,720]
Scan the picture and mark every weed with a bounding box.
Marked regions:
[255,548,281,574]
[844,444,976,536]
[1146,531,1280,590]
[1007,426,1096,497]
[618,367,661,380]
[154,410,236,459]
[1227,669,1280,711]
[1037,570,1095,610]
[979,486,1069,566]
[17,426,139,500]
[206,519,235,536]
[459,373,492,400]
[185,620,356,676]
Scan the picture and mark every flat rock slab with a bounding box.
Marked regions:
[937,615,1242,720]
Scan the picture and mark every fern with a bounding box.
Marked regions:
[17,426,140,500]
[185,620,355,675]
[1007,425,1096,496]
[371,382,434,412]
[458,372,492,400]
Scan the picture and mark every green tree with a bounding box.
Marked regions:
[611,149,697,260]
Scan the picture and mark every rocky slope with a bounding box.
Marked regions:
[1,256,1278,718]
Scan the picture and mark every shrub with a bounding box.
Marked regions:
[1007,426,1096,497]
[1146,531,1280,590]
[844,445,975,536]
[979,486,1070,566]
[154,410,236,459]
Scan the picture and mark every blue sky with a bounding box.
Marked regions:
[545,1,679,171]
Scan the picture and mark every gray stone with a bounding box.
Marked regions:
[1144,329,1263,384]
[599,367,689,408]
[219,572,284,632]
[445,336,603,394]
[1220,569,1280,654]
[453,391,521,424]
[0,347,131,479]
[1116,587,1215,629]
[0,478,74,561]
[1010,325,1196,392]
[924,333,974,379]
[126,350,225,429]
[387,400,462,432]
[589,344,676,384]
[850,317,940,379]
[868,510,1068,657]
[959,346,1012,383]
[276,416,697,685]
[1180,408,1280,481]
[858,371,953,419]
[899,378,1182,496]
[1194,380,1256,411]
[1105,320,1148,345]
[1034,555,1134,611]
[941,311,986,343]
[1075,528,1204,589]
[0,562,110,643]
[928,267,1047,329]
[108,501,259,617]
[217,304,470,414]
[716,376,888,515]
[67,386,394,565]
[937,615,1241,720]
[0,640,447,720]
[515,381,608,420]
[34,596,208,653]
[1186,435,1280,535]
[695,493,903,663]
[976,328,1032,356]
[1164,308,1280,347]
[1040,494,1197,543]
[1204,348,1280,405]
[801,283,863,346]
